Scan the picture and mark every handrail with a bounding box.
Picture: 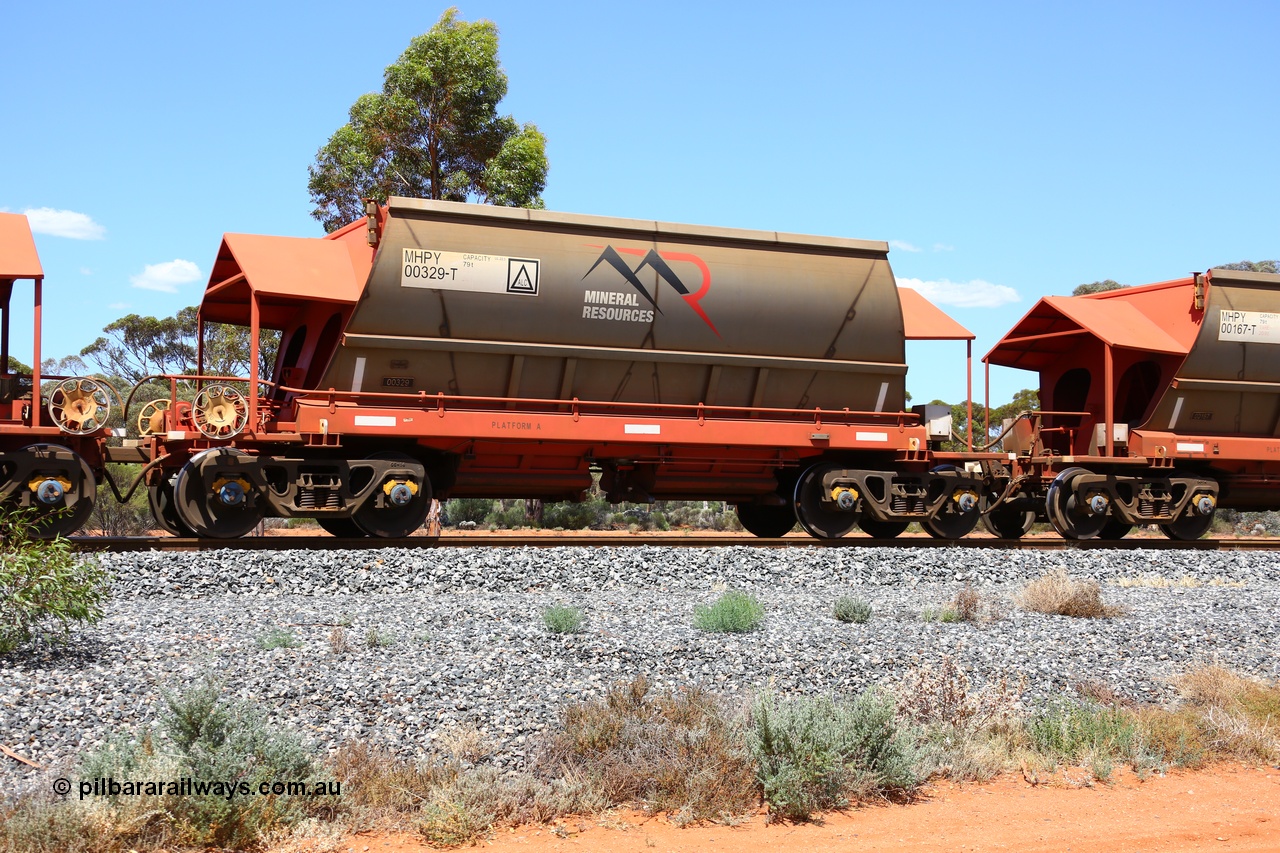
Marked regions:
[281,384,923,427]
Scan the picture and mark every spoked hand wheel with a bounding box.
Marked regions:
[47,378,112,435]
[137,399,172,437]
[192,384,248,438]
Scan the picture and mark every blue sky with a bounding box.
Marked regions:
[3,0,1276,405]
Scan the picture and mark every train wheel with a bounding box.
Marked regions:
[148,472,195,537]
[1045,467,1107,540]
[318,517,368,538]
[792,463,859,539]
[1159,510,1214,541]
[922,466,981,540]
[981,503,1036,539]
[352,452,431,538]
[736,504,796,538]
[858,517,910,538]
[173,449,264,539]
[1099,517,1133,540]
[17,444,96,538]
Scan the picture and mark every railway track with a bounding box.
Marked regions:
[68,533,1280,552]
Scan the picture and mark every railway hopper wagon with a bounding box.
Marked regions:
[131,198,985,539]
[984,268,1280,540]
[0,213,109,536]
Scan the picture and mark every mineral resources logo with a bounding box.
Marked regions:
[581,245,719,336]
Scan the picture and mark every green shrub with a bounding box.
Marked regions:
[365,628,396,648]
[693,590,764,633]
[542,499,609,530]
[9,681,331,852]
[485,500,530,529]
[0,506,109,655]
[542,605,585,634]
[256,628,298,650]
[444,498,494,526]
[833,596,872,624]
[921,606,959,623]
[1026,700,1138,763]
[750,691,918,821]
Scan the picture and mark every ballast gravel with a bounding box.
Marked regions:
[2,544,1278,796]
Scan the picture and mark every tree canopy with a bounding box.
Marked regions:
[1215,260,1278,274]
[308,8,548,232]
[928,388,1040,451]
[79,308,278,386]
[1072,279,1125,296]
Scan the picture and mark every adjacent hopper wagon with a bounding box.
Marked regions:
[984,267,1280,540]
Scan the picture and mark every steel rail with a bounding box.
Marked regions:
[68,534,1280,553]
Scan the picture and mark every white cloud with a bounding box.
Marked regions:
[899,277,1020,309]
[21,207,106,240]
[108,302,130,310]
[889,239,922,253]
[79,267,93,276]
[130,259,202,292]
[931,243,955,252]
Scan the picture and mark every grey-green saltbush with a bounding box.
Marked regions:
[750,690,918,820]
[833,596,872,624]
[543,605,586,634]
[72,681,327,850]
[693,590,764,633]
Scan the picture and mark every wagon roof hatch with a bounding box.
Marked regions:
[201,232,370,328]
[985,293,1189,371]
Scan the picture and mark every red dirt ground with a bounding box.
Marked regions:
[332,764,1279,853]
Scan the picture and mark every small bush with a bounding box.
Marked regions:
[539,676,756,824]
[542,605,586,634]
[1,680,330,852]
[444,498,493,526]
[1175,666,1280,761]
[1016,569,1123,618]
[365,627,395,648]
[693,590,764,633]
[897,656,1022,732]
[921,606,959,623]
[1134,707,1208,769]
[953,585,980,621]
[1026,700,1139,766]
[542,498,611,530]
[750,690,918,821]
[257,628,298,650]
[485,500,531,529]
[833,596,872,624]
[0,506,110,654]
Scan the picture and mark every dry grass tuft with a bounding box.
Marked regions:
[1174,666,1280,762]
[538,675,757,824]
[1016,569,1124,618]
